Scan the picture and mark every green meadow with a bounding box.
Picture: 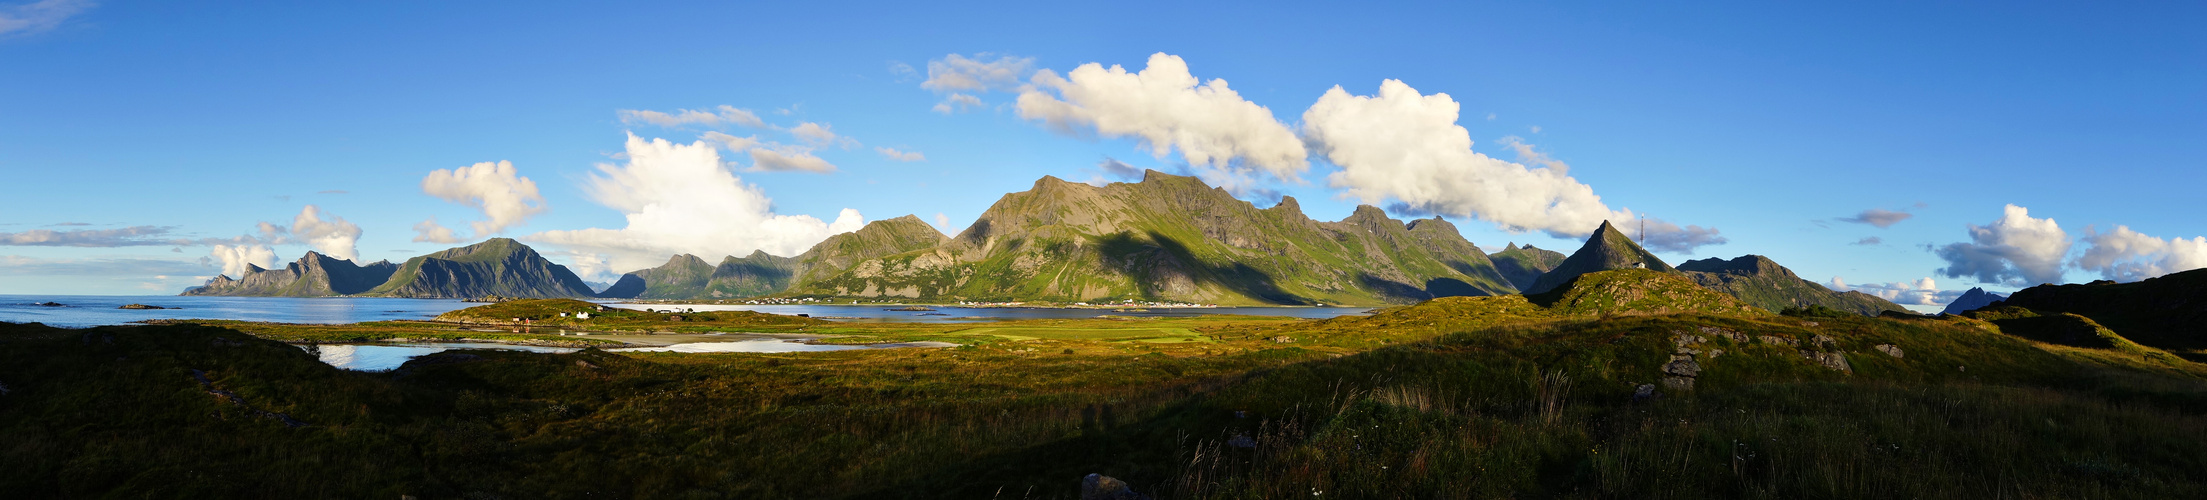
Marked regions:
[3,294,2204,498]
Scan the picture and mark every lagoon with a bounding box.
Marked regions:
[0,296,1377,328]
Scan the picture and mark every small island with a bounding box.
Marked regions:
[116,304,171,310]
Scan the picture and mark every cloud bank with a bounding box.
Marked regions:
[286,205,361,261]
[1828,276,1965,306]
[875,147,925,162]
[529,134,866,276]
[1017,53,1309,193]
[0,225,176,247]
[1935,204,2071,286]
[2074,225,2207,282]
[1301,79,1722,252]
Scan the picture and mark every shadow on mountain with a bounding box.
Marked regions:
[1092,231,1310,305]
[1356,274,1492,302]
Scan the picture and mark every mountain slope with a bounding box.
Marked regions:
[788,171,1516,305]
[604,216,945,300]
[699,251,801,299]
[1941,287,2007,315]
[358,238,597,299]
[182,252,396,297]
[1525,221,1677,294]
[621,254,716,299]
[1678,255,1909,316]
[1490,243,1565,291]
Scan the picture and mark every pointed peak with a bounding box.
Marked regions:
[1505,242,1521,251]
[1270,195,1300,212]
[1139,169,1191,183]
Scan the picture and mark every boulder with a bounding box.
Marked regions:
[1081,474,1150,500]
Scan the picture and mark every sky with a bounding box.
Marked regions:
[1,1,2202,311]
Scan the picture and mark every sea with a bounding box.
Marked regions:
[0,295,1377,329]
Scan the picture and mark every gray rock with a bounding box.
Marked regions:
[1632,383,1657,401]
[1662,376,1694,391]
[1081,474,1150,500]
[1874,344,1904,358]
[1802,351,1852,372]
[1663,354,1701,377]
[1757,335,1799,347]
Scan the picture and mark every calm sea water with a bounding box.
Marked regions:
[0,295,474,328]
[306,340,958,371]
[0,296,1375,328]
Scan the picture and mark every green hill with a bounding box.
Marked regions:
[182,252,396,297]
[1678,254,1909,316]
[1489,243,1565,291]
[1997,269,2207,359]
[1527,268,1769,316]
[1524,220,1677,294]
[358,238,597,299]
[789,171,1518,305]
[605,215,945,300]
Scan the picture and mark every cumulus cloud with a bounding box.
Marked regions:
[1841,208,1913,228]
[1016,52,1309,191]
[0,0,91,36]
[0,225,177,247]
[528,134,867,274]
[932,93,984,114]
[287,205,361,261]
[923,53,1033,93]
[875,147,925,162]
[1935,204,2072,286]
[2073,225,2207,282]
[419,160,549,238]
[209,243,275,278]
[412,218,463,244]
[1827,276,1965,306]
[1302,79,1724,253]
[617,105,765,128]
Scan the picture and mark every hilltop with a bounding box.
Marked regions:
[786,170,1517,305]
[1489,243,1565,291]
[600,215,947,300]
[1678,254,1908,316]
[1524,220,1676,294]
[1995,269,2207,359]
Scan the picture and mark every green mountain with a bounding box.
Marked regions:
[358,238,597,299]
[787,171,1517,305]
[1524,221,1677,294]
[181,252,396,297]
[1489,242,1565,291]
[1527,268,1768,316]
[1996,269,2207,358]
[603,216,947,300]
[1677,254,1908,316]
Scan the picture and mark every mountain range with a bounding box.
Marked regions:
[185,170,1913,315]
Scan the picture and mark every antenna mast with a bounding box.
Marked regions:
[1638,215,1645,242]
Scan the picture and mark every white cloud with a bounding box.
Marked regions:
[1935,204,2072,286]
[788,122,844,146]
[0,225,177,247]
[875,147,925,162]
[420,160,548,238]
[700,131,761,152]
[748,145,838,173]
[1840,208,1913,228]
[412,218,463,244]
[1302,79,1724,252]
[528,134,866,273]
[0,255,210,277]
[932,93,985,114]
[923,53,1034,93]
[1016,52,1309,189]
[617,105,765,128]
[209,243,275,278]
[2074,225,2207,282]
[0,0,91,36]
[288,205,362,261]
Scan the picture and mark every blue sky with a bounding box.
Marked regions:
[2,1,2201,309]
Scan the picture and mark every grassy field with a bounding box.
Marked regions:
[3,295,2205,498]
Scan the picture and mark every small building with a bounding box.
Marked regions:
[576,312,592,320]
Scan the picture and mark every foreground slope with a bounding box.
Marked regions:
[183,251,397,297]
[359,238,597,299]
[1679,255,1908,316]
[791,171,1516,305]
